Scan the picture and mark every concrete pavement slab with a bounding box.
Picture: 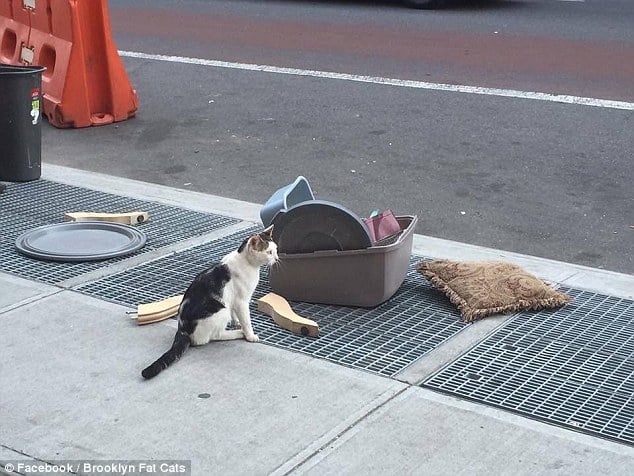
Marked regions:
[0,273,60,312]
[294,387,634,476]
[0,290,404,475]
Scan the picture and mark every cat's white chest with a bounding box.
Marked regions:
[230,268,259,301]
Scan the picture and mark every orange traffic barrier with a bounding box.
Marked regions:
[0,0,138,128]
[0,2,30,64]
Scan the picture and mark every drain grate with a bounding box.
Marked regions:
[252,258,469,377]
[0,180,238,284]
[77,233,468,377]
[76,227,261,306]
[423,288,634,446]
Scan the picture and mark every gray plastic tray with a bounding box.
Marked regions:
[15,221,147,262]
[269,215,417,307]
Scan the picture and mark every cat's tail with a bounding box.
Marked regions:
[141,330,191,380]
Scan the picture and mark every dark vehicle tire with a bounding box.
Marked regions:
[407,0,444,9]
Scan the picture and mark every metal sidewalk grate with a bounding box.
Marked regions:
[252,277,466,377]
[423,288,634,446]
[77,234,468,377]
[76,227,261,306]
[0,180,239,284]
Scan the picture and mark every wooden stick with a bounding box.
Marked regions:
[257,293,319,337]
[64,211,149,225]
[131,294,184,325]
[136,309,178,325]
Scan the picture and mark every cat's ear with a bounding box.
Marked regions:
[248,234,266,251]
[259,225,274,242]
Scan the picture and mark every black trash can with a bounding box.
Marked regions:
[0,64,46,182]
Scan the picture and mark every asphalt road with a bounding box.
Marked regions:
[41,0,634,273]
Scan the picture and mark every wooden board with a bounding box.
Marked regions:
[132,293,319,335]
[133,294,183,325]
[257,293,319,337]
[64,211,149,225]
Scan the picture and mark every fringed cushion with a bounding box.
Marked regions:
[416,260,571,322]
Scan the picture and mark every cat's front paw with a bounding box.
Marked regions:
[245,333,260,343]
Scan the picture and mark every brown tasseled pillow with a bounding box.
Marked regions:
[416,260,572,322]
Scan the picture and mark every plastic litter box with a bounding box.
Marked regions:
[269,215,418,307]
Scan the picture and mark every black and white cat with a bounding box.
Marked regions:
[141,226,278,379]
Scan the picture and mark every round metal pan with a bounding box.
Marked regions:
[271,200,372,254]
[15,221,147,262]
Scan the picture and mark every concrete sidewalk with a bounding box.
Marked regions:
[1,165,633,476]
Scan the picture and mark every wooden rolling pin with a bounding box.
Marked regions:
[64,211,149,225]
[257,293,319,337]
[129,294,184,325]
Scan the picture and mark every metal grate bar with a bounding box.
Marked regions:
[76,227,260,306]
[77,240,468,377]
[423,288,634,446]
[0,180,238,284]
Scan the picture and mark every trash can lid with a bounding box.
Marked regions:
[0,64,46,75]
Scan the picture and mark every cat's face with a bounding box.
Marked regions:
[246,225,278,266]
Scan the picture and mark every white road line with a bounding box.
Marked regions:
[119,50,634,111]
